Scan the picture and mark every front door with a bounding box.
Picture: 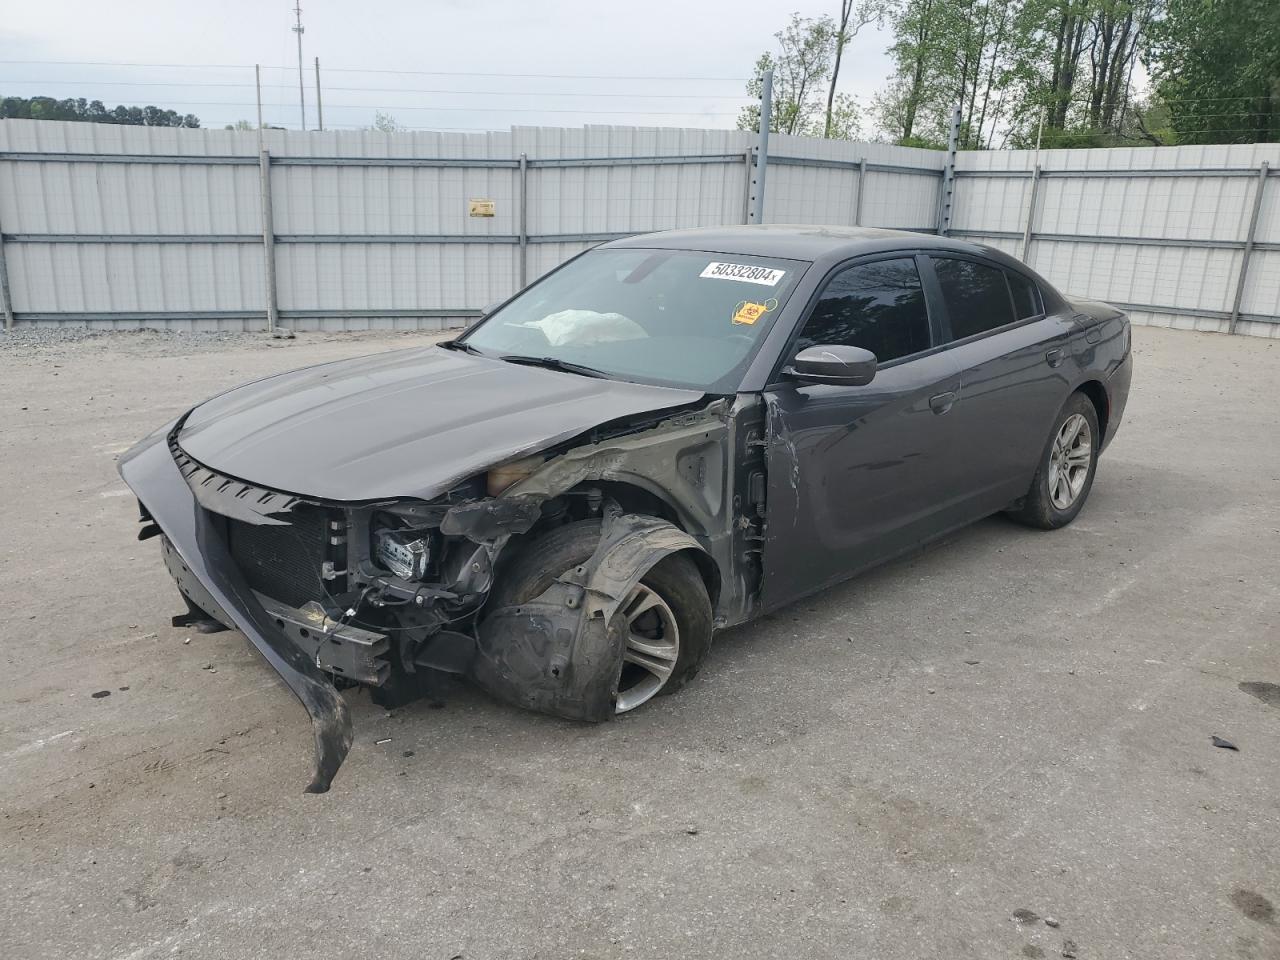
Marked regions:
[761,255,964,611]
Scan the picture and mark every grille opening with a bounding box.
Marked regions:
[226,505,332,608]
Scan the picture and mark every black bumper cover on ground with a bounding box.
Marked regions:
[119,430,353,793]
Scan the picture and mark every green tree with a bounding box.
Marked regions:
[825,0,890,136]
[824,92,864,138]
[873,0,944,143]
[371,111,405,133]
[737,14,842,136]
[0,96,198,126]
[876,0,1160,149]
[1145,0,1280,144]
[877,0,1024,148]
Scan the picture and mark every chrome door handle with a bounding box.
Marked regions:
[929,391,956,415]
[1045,348,1064,368]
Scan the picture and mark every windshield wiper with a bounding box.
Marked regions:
[498,355,610,379]
[441,339,487,356]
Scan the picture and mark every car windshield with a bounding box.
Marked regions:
[459,247,808,393]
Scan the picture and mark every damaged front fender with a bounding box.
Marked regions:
[471,505,707,721]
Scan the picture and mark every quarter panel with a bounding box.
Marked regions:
[942,313,1077,509]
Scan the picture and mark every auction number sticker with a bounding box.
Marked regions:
[699,261,786,286]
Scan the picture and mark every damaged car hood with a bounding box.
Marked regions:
[176,345,704,501]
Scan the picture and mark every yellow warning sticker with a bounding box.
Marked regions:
[732,299,775,325]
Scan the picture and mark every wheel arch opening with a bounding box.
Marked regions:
[1076,379,1109,442]
[497,479,723,609]
[578,480,723,609]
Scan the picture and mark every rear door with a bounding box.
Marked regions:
[923,255,1075,514]
[761,255,964,610]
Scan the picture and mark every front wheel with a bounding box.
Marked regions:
[1008,392,1100,530]
[487,519,713,713]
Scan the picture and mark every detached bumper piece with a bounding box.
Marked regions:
[120,431,353,794]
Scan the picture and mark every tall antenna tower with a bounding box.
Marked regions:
[292,2,306,130]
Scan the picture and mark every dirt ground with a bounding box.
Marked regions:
[1,325,1277,960]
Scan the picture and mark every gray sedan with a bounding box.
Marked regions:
[121,225,1133,791]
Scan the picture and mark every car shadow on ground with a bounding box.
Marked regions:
[341,457,1216,753]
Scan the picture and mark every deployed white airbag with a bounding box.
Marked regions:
[523,309,648,346]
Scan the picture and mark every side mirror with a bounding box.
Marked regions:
[786,344,878,386]
[480,301,502,316]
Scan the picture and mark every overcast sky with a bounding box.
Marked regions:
[0,0,896,133]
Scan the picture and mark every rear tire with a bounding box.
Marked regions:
[1008,392,1100,530]
[487,519,713,712]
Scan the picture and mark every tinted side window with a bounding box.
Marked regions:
[1008,271,1042,319]
[795,257,931,362]
[933,258,1016,339]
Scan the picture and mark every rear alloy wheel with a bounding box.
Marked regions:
[1008,391,1101,530]
[1048,413,1092,510]
[488,519,713,714]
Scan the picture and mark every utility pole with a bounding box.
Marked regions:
[314,57,324,131]
[292,2,306,130]
[254,63,264,145]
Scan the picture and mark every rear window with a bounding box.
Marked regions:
[1008,271,1042,319]
[933,258,1016,340]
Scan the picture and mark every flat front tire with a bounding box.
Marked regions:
[1008,391,1100,530]
[488,519,713,713]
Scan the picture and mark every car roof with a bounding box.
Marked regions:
[603,224,1006,263]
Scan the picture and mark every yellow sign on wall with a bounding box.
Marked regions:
[469,199,496,218]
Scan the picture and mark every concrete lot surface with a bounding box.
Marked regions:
[1,326,1277,960]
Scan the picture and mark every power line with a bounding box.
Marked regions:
[0,78,749,100]
[0,60,254,69]
[316,67,748,82]
[12,82,1265,112]
[0,59,747,82]
[1,96,740,117]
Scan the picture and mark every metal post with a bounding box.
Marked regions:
[854,157,867,226]
[748,68,773,224]
[741,149,753,224]
[936,104,961,235]
[255,64,264,148]
[1229,160,1269,334]
[314,58,324,132]
[292,3,306,130]
[1020,105,1046,262]
[1021,164,1042,263]
[0,212,14,329]
[518,152,529,288]
[258,149,281,335]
